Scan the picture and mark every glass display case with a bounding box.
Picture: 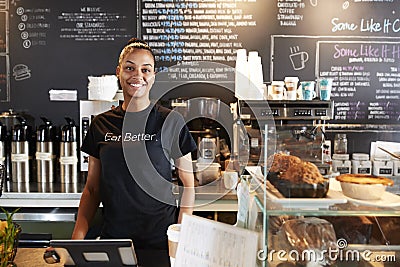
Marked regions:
[236,100,400,266]
[252,124,400,267]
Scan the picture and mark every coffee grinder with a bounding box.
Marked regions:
[188,97,222,164]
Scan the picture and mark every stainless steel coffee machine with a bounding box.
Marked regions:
[236,100,333,175]
[170,97,223,163]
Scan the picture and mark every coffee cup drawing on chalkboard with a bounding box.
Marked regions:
[289,46,309,71]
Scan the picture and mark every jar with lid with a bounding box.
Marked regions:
[393,158,400,176]
[332,154,351,174]
[389,151,400,176]
[352,153,371,174]
[334,134,348,154]
[372,155,393,176]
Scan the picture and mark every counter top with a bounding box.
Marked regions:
[0,178,238,212]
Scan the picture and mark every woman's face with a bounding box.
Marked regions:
[116,48,155,101]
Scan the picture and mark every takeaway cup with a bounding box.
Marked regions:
[300,81,316,100]
[318,78,333,101]
[271,81,285,100]
[167,224,181,266]
[284,77,299,100]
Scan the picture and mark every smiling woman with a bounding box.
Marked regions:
[71,38,197,254]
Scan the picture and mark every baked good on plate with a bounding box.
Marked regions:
[336,174,394,200]
[267,153,329,198]
[336,174,394,186]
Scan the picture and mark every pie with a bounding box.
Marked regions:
[336,174,394,186]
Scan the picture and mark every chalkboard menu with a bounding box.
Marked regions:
[2,0,400,127]
[4,0,137,126]
[138,0,400,125]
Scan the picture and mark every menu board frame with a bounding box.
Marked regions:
[271,35,400,125]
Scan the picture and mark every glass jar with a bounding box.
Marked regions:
[334,134,348,154]
[393,159,400,176]
[332,154,351,174]
[372,155,393,176]
[351,153,371,174]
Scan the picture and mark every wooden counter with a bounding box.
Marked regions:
[15,248,64,267]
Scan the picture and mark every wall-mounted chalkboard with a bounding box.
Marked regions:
[3,0,137,127]
[2,0,400,128]
[271,36,400,124]
[138,0,400,125]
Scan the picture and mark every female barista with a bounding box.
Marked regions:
[71,38,197,250]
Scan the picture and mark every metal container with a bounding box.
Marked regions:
[36,117,57,183]
[60,117,78,184]
[0,123,6,170]
[11,117,32,183]
[197,97,220,120]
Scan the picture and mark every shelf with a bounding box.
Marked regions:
[254,194,400,217]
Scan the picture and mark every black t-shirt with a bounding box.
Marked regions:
[81,103,196,250]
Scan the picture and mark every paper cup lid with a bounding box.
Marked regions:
[271,81,285,86]
[284,76,299,82]
[167,224,181,242]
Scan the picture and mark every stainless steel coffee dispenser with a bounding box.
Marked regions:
[11,117,32,183]
[0,122,6,169]
[36,117,57,183]
[60,117,78,184]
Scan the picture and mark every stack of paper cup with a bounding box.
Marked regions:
[248,51,264,99]
[167,224,181,267]
[235,49,249,100]
[235,49,264,100]
[88,75,119,101]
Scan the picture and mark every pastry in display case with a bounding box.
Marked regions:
[267,153,329,198]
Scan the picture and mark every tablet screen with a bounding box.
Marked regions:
[50,239,137,267]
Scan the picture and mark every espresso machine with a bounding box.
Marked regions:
[236,100,334,175]
[170,97,224,163]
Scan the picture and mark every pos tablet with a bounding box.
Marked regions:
[49,239,138,267]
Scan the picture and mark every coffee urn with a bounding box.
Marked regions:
[11,117,32,183]
[36,117,57,183]
[60,117,78,184]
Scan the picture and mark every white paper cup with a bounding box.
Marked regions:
[284,76,299,92]
[271,81,285,100]
[167,224,181,266]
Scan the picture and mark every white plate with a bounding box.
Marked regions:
[246,166,348,209]
[265,189,348,209]
[331,189,400,207]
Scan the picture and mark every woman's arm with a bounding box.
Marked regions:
[175,152,195,223]
[71,156,102,239]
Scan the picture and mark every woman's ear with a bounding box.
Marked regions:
[116,66,120,76]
